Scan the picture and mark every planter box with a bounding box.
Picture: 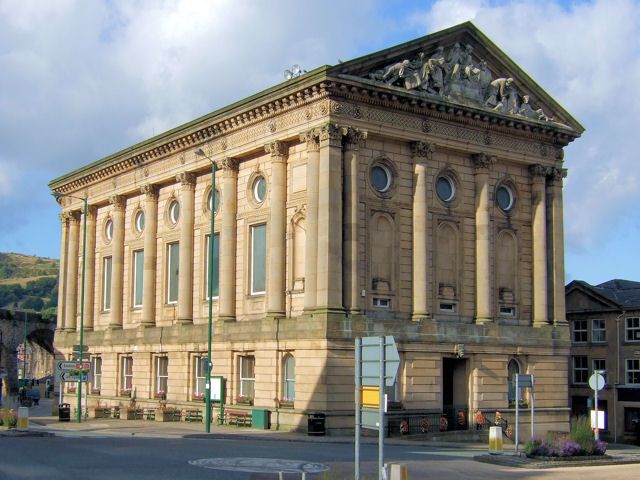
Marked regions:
[155,408,181,422]
[91,407,111,419]
[120,407,138,420]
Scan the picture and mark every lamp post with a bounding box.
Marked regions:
[195,147,216,433]
[53,192,87,423]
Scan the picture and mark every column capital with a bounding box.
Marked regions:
[472,153,496,170]
[342,127,367,151]
[109,195,126,210]
[547,166,567,185]
[140,184,158,198]
[264,140,289,158]
[219,157,239,173]
[318,122,343,147]
[66,210,81,224]
[59,212,70,224]
[85,205,98,219]
[410,141,435,160]
[529,164,551,180]
[299,129,320,152]
[176,172,196,188]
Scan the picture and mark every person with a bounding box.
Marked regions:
[46,380,53,398]
[29,386,40,406]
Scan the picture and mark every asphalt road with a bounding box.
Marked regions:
[1,435,638,480]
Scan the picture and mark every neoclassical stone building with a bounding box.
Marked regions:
[50,23,582,435]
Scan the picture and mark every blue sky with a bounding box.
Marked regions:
[1,0,638,286]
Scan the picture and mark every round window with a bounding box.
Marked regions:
[371,165,392,193]
[436,175,456,203]
[135,211,145,233]
[208,189,221,214]
[496,185,515,212]
[253,176,267,204]
[105,219,113,241]
[169,200,180,224]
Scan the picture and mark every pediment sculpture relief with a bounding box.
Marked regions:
[367,42,551,123]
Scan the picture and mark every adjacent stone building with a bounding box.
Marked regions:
[50,23,582,435]
[566,279,640,443]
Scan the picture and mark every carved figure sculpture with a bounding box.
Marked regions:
[423,47,446,95]
[381,59,411,85]
[485,77,514,108]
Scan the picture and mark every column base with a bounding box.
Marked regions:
[266,311,286,321]
[475,317,493,325]
[411,313,430,322]
[533,320,551,328]
[220,315,236,323]
[175,317,193,325]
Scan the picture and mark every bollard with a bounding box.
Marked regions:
[17,407,29,431]
[489,426,503,455]
[388,463,408,480]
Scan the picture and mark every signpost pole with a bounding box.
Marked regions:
[515,374,519,455]
[378,336,385,480]
[594,375,599,441]
[355,338,361,480]
[531,375,535,441]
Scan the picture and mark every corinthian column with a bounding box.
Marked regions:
[343,127,367,314]
[219,158,239,321]
[109,195,125,329]
[316,123,344,311]
[64,211,81,331]
[301,130,320,311]
[83,206,97,331]
[176,172,196,324]
[548,166,567,325]
[265,141,288,317]
[57,213,69,331]
[411,141,434,321]
[141,184,158,326]
[530,165,549,326]
[473,153,496,324]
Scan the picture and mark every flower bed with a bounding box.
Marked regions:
[525,417,607,459]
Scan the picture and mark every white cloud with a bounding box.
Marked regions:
[413,0,640,253]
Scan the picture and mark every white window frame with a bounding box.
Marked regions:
[102,256,112,312]
[573,319,588,343]
[193,355,207,399]
[239,355,255,400]
[167,242,179,304]
[626,317,640,342]
[627,359,640,385]
[573,356,588,384]
[92,356,102,392]
[132,249,144,308]
[205,233,220,300]
[592,319,606,343]
[592,358,606,382]
[282,354,295,402]
[121,356,133,393]
[155,356,168,397]
[250,224,266,295]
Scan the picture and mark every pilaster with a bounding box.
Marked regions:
[82,205,97,331]
[57,213,69,331]
[547,166,568,325]
[530,164,549,326]
[219,158,239,321]
[301,130,320,312]
[64,211,81,331]
[109,195,125,329]
[141,184,158,327]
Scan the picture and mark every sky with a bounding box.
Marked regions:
[0,0,638,286]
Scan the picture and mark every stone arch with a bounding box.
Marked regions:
[370,212,395,292]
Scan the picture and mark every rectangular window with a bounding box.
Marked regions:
[626,317,640,342]
[373,298,391,308]
[205,234,220,299]
[499,306,516,316]
[92,356,102,393]
[439,303,456,313]
[239,355,255,400]
[624,407,640,433]
[120,356,133,394]
[133,249,144,307]
[250,224,266,295]
[155,356,168,397]
[282,354,295,403]
[167,242,179,304]
[573,319,587,343]
[592,319,606,343]
[572,356,588,384]
[627,359,640,384]
[193,355,207,399]
[593,359,606,382]
[102,256,112,311]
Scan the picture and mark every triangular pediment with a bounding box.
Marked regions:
[566,280,620,312]
[329,22,583,134]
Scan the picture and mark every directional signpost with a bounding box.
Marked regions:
[355,336,400,480]
[514,374,535,455]
[55,361,90,383]
[589,371,606,440]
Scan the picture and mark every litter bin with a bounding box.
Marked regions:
[251,408,271,429]
[308,413,326,436]
[58,403,71,422]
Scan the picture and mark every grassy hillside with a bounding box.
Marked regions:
[0,253,59,316]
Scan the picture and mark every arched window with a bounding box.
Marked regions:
[282,354,296,403]
[508,359,520,407]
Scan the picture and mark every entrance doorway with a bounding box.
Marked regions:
[442,357,468,430]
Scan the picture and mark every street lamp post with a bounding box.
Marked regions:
[53,192,87,423]
[195,148,216,433]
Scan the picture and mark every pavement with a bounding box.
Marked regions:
[4,397,640,468]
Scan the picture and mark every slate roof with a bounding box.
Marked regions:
[568,279,640,309]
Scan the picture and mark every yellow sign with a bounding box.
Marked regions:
[361,386,380,409]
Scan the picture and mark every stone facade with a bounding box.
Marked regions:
[50,23,582,436]
[566,279,640,444]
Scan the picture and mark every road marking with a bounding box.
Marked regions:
[408,449,482,458]
[189,457,329,473]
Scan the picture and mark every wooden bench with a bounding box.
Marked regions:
[183,409,203,423]
[225,409,252,427]
[143,408,156,421]
[110,407,120,419]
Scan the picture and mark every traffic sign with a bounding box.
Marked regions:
[60,371,89,382]
[361,386,380,409]
[360,336,400,387]
[516,374,534,388]
[589,373,606,391]
[56,361,91,383]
